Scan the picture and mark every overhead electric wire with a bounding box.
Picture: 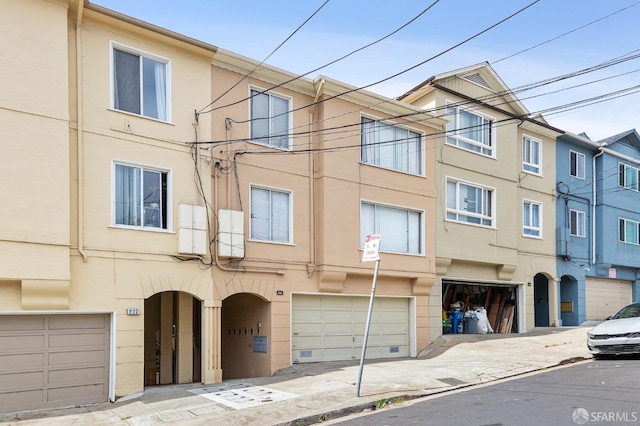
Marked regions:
[198,0,441,115]
[491,1,640,65]
[197,0,331,115]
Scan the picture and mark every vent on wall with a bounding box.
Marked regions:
[217,209,245,258]
[178,204,207,255]
[462,72,491,90]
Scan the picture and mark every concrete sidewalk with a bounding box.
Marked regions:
[0,326,593,426]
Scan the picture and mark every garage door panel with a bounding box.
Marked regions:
[322,310,352,323]
[0,371,45,392]
[49,349,108,366]
[292,323,322,334]
[0,389,44,409]
[48,367,107,385]
[49,332,108,348]
[47,383,106,404]
[48,315,108,330]
[0,334,45,350]
[0,316,44,331]
[0,353,45,371]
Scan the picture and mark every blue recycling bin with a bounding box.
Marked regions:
[451,310,463,334]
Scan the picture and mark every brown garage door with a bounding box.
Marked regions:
[0,314,110,412]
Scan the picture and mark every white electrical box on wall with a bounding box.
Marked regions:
[178,204,208,255]
[218,209,245,258]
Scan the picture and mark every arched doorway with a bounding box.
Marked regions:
[560,275,579,326]
[534,273,549,327]
[144,291,201,386]
[221,293,271,379]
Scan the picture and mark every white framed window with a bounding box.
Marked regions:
[361,116,423,175]
[445,103,495,157]
[522,135,541,175]
[619,163,639,191]
[523,199,542,238]
[250,88,291,149]
[570,209,586,237]
[113,162,170,230]
[619,218,640,245]
[570,150,585,179]
[111,42,170,121]
[446,178,495,227]
[250,185,292,243]
[360,202,422,254]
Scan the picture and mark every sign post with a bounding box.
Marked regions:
[356,234,381,397]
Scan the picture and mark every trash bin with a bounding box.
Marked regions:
[451,310,463,334]
[463,317,478,334]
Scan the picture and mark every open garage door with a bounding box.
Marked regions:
[586,278,632,320]
[291,294,410,363]
[0,313,111,412]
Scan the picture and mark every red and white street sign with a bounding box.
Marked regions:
[361,234,381,262]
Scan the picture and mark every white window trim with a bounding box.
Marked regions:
[248,183,294,245]
[248,85,293,150]
[619,217,640,245]
[109,41,172,123]
[522,134,542,176]
[522,199,542,239]
[110,159,173,232]
[359,113,426,177]
[569,209,586,238]
[569,150,586,180]
[445,101,496,158]
[445,177,496,229]
[359,199,425,256]
[618,162,640,191]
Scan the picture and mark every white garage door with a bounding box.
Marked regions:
[586,278,632,320]
[291,294,410,363]
[0,314,111,412]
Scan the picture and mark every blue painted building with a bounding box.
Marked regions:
[557,130,640,325]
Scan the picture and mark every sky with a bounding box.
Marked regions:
[92,0,640,141]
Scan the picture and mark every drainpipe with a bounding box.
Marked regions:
[76,3,88,262]
[592,146,606,266]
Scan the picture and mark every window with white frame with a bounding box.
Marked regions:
[619,163,640,191]
[360,202,422,254]
[113,162,169,230]
[250,186,291,243]
[112,43,170,121]
[570,150,585,179]
[445,104,495,156]
[570,209,586,237]
[619,218,640,245]
[361,117,423,175]
[250,89,291,149]
[522,136,541,174]
[523,200,542,237]
[446,178,494,227]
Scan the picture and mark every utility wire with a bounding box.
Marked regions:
[198,0,441,115]
[197,0,331,115]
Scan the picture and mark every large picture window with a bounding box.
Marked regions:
[250,186,291,243]
[361,117,423,175]
[112,43,169,121]
[250,89,291,149]
[446,178,494,227]
[445,104,494,157]
[113,162,169,230]
[360,202,422,254]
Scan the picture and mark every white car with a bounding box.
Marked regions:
[587,302,640,358]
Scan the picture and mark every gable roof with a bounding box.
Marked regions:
[597,129,640,149]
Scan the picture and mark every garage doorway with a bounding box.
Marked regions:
[144,292,201,386]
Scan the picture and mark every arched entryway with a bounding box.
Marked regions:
[221,293,271,380]
[534,273,550,327]
[144,291,202,386]
[559,275,579,326]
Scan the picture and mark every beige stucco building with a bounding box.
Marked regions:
[399,63,562,335]
[1,0,448,411]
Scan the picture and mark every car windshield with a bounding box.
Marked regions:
[612,305,640,319]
